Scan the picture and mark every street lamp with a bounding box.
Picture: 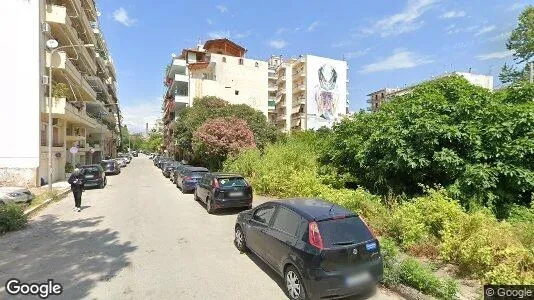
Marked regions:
[46,40,94,190]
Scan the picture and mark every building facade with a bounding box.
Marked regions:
[1,0,121,186]
[162,38,268,155]
[271,55,349,132]
[367,72,494,112]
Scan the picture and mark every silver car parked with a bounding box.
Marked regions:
[0,187,34,205]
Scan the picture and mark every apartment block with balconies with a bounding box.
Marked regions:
[0,0,121,186]
[269,55,348,132]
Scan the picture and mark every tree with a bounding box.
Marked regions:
[500,6,534,83]
[142,130,163,152]
[119,125,130,152]
[321,75,534,217]
[174,96,280,161]
[192,117,256,170]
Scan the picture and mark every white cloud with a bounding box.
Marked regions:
[488,31,511,42]
[206,18,213,25]
[440,10,466,19]
[361,0,438,37]
[113,7,136,27]
[360,49,434,73]
[307,21,320,32]
[215,5,228,13]
[207,30,251,39]
[332,40,352,48]
[475,25,496,36]
[269,40,287,49]
[208,30,231,39]
[507,2,525,11]
[476,50,514,60]
[344,48,371,59]
[294,26,303,32]
[121,98,161,133]
[276,28,288,35]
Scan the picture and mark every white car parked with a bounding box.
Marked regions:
[0,187,34,205]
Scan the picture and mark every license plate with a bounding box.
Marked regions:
[229,191,244,197]
[85,175,94,179]
[345,272,371,287]
[366,242,377,251]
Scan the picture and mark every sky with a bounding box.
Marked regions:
[95,0,530,133]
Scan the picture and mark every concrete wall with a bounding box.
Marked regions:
[456,72,494,90]
[305,55,347,130]
[190,54,268,116]
[0,0,42,186]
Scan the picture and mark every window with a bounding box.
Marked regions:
[318,216,374,248]
[239,58,244,65]
[218,177,247,187]
[222,57,226,63]
[235,90,239,95]
[253,205,276,224]
[272,207,301,236]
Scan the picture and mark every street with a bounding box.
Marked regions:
[0,156,402,300]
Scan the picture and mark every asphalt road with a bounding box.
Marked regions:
[0,155,403,300]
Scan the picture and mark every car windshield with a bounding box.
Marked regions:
[318,216,374,248]
[218,177,247,187]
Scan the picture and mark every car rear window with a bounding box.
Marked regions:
[318,216,374,248]
[191,171,208,177]
[218,177,247,187]
[82,167,100,173]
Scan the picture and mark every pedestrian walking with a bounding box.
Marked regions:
[68,168,86,212]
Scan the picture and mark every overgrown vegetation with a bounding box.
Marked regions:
[0,204,27,234]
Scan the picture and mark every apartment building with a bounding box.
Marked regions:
[162,38,268,154]
[270,55,349,132]
[1,0,121,186]
[367,71,494,112]
[267,55,282,124]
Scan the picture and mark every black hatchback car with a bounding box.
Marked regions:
[194,173,253,214]
[234,198,383,300]
[100,160,120,175]
[79,164,107,189]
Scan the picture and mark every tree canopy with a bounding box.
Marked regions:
[500,6,533,84]
[320,76,534,217]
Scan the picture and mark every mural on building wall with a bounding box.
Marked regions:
[314,64,338,122]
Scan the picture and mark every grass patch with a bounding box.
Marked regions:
[0,203,28,234]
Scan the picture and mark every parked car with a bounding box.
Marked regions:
[234,198,383,300]
[0,187,34,205]
[172,164,191,185]
[149,153,155,159]
[132,151,138,157]
[79,164,107,189]
[169,162,182,183]
[157,157,171,169]
[100,160,121,175]
[194,173,253,213]
[116,158,127,168]
[162,161,177,178]
[176,167,209,192]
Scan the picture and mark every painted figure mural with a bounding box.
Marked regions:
[314,64,339,122]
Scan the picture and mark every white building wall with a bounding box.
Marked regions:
[0,0,43,186]
[285,66,293,132]
[305,55,347,130]
[455,72,494,91]
[190,54,268,116]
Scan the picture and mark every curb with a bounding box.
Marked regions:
[385,283,437,300]
[23,188,71,216]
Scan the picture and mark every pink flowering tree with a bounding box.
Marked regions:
[192,117,257,169]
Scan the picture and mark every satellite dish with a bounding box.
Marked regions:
[97,11,102,17]
[46,39,59,49]
[171,53,176,58]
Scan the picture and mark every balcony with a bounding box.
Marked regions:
[42,98,99,129]
[107,56,117,80]
[81,0,98,22]
[268,85,277,92]
[95,51,109,78]
[63,0,97,46]
[46,51,97,101]
[166,58,188,79]
[268,72,277,79]
[294,97,306,105]
[276,76,286,84]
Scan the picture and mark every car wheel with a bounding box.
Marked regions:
[100,180,105,189]
[234,225,247,252]
[285,266,307,300]
[206,197,215,214]
[194,191,199,201]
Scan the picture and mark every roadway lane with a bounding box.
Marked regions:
[0,155,402,299]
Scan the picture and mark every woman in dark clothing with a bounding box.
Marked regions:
[67,168,86,212]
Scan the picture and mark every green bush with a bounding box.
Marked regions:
[399,257,459,300]
[440,210,534,283]
[379,237,401,285]
[0,203,28,234]
[389,190,465,250]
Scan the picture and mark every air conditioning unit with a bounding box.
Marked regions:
[41,75,49,85]
[41,22,50,33]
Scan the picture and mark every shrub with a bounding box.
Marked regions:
[0,203,28,234]
[399,257,459,300]
[389,190,465,250]
[379,237,401,285]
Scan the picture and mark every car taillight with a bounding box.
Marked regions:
[212,178,220,188]
[184,176,192,181]
[308,221,324,250]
